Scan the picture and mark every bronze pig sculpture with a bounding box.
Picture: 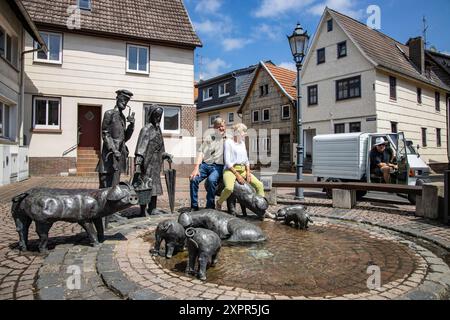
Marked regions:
[151,219,186,259]
[178,209,266,243]
[277,205,314,230]
[12,183,139,253]
[207,180,269,219]
[185,227,221,281]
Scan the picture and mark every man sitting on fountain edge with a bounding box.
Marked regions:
[189,118,227,211]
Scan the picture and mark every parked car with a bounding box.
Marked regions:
[312,132,431,204]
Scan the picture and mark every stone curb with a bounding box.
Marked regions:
[96,219,169,301]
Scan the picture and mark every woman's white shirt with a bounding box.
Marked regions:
[224,138,249,169]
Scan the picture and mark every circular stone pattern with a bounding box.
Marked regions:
[150,220,421,297]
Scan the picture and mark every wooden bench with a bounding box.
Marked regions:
[272,182,422,195]
[271,181,422,210]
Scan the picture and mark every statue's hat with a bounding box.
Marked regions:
[116,89,134,99]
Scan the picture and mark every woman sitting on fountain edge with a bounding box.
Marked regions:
[216,123,265,211]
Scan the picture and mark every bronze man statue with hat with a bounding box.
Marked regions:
[96,89,135,188]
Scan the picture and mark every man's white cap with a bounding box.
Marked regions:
[374,137,388,147]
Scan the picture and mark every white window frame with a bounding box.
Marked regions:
[0,102,9,138]
[252,110,260,123]
[161,106,181,134]
[126,44,149,74]
[33,97,61,130]
[34,31,62,64]
[0,24,19,67]
[281,105,290,120]
[262,108,270,122]
[78,0,92,10]
[203,87,213,101]
[209,114,220,128]
[227,112,234,124]
[219,82,231,97]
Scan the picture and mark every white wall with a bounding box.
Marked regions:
[23,31,196,159]
[301,11,377,133]
[375,70,448,163]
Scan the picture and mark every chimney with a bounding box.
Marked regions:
[407,37,425,74]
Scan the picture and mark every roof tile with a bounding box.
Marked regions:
[329,9,449,91]
[21,0,202,47]
[265,63,297,99]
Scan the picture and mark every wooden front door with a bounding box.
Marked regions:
[78,105,101,150]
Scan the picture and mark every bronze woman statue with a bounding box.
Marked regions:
[134,105,173,216]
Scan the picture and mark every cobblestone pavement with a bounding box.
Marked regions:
[0,177,449,300]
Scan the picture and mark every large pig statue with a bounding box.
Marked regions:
[178,209,266,243]
[11,182,139,253]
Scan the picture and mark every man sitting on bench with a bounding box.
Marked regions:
[370,137,398,184]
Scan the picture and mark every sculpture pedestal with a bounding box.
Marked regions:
[332,189,356,209]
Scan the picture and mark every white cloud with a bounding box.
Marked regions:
[254,0,363,19]
[199,58,231,80]
[195,0,223,14]
[223,38,253,51]
[254,0,315,18]
[193,17,233,37]
[308,0,363,19]
[253,23,284,41]
[278,62,297,71]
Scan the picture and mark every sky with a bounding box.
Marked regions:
[184,0,450,81]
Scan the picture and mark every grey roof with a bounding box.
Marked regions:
[329,8,450,91]
[426,51,450,87]
[197,65,257,113]
[21,0,202,48]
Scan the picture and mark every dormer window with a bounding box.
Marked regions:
[219,82,230,97]
[78,0,91,10]
[203,87,213,101]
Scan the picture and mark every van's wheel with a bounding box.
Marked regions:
[356,191,367,200]
[407,194,416,205]
[325,178,341,199]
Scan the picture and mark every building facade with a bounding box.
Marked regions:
[238,61,298,172]
[0,0,45,186]
[196,65,256,134]
[21,0,201,177]
[301,8,449,168]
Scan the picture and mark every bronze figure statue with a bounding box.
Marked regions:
[96,89,135,188]
[134,105,173,216]
[96,89,135,227]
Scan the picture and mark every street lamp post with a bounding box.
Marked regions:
[288,23,310,200]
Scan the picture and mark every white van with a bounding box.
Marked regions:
[312,132,431,203]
